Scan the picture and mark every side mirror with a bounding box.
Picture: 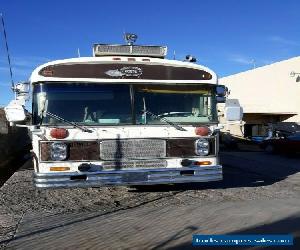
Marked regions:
[216,96,226,103]
[224,99,243,121]
[14,82,30,103]
[216,85,228,103]
[4,100,26,123]
[216,85,226,96]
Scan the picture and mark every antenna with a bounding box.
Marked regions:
[0,14,14,91]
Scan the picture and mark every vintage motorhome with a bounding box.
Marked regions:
[4,38,241,188]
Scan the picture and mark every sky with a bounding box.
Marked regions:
[1,0,300,107]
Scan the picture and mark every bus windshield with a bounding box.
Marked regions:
[32,83,217,126]
[135,84,217,124]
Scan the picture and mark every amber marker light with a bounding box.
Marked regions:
[195,126,210,136]
[50,166,70,171]
[193,161,212,166]
[50,128,69,139]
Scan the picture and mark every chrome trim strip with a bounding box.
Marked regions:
[34,166,222,188]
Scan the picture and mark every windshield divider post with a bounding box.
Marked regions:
[130,84,136,125]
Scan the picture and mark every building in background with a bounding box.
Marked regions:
[219,56,300,137]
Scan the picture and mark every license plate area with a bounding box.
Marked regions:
[122,172,148,182]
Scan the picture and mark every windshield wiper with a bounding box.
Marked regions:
[45,111,93,133]
[37,93,93,133]
[142,109,187,131]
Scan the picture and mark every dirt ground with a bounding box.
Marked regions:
[1,150,300,249]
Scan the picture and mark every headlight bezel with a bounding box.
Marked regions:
[50,142,68,161]
[195,138,210,156]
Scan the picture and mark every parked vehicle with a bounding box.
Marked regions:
[4,35,242,188]
[260,123,300,154]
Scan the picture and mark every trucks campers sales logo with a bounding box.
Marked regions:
[105,67,143,78]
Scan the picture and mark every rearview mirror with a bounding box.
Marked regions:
[4,100,26,123]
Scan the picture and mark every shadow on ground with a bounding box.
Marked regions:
[130,150,300,193]
[0,150,32,187]
[129,164,281,193]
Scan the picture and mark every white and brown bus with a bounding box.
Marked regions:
[4,41,241,188]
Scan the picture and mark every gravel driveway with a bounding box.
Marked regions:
[1,151,300,249]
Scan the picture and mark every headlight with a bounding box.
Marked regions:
[195,139,210,156]
[50,142,68,161]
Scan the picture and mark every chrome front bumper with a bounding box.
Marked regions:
[34,166,223,188]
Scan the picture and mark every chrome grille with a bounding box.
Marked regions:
[102,160,167,169]
[100,139,166,160]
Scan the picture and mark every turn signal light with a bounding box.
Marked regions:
[193,161,212,166]
[50,128,69,139]
[50,166,70,171]
[195,126,210,136]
